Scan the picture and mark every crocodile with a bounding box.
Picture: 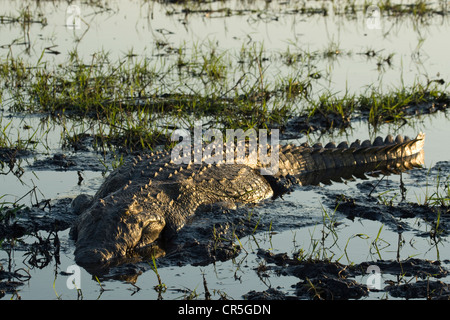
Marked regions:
[71,132,425,267]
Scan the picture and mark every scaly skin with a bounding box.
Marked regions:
[71,133,425,266]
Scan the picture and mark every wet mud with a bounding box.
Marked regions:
[0,199,71,298]
[30,152,112,172]
[245,249,449,300]
[0,198,75,239]
[323,161,450,239]
[283,99,450,137]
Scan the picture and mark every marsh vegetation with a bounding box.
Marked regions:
[0,0,450,300]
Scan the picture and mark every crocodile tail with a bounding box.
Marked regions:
[276,132,425,178]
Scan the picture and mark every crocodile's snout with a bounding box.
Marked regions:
[74,247,113,266]
[72,197,167,266]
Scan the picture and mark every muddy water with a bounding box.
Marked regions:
[1,0,450,300]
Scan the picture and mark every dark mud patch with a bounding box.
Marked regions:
[0,147,31,163]
[157,205,254,267]
[253,249,368,300]
[246,249,450,300]
[31,153,78,170]
[150,196,316,268]
[283,112,351,139]
[387,280,450,299]
[30,152,110,172]
[0,198,76,240]
[0,200,78,299]
[319,161,450,238]
[0,279,25,299]
[282,98,449,138]
[331,195,449,237]
[0,263,31,298]
[244,288,294,300]
[0,198,76,286]
[0,147,31,177]
[353,259,449,280]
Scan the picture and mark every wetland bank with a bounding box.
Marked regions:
[1,0,450,300]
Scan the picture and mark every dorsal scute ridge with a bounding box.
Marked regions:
[277,133,425,176]
[123,133,425,178]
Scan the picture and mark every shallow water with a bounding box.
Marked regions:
[2,0,450,92]
[1,0,450,300]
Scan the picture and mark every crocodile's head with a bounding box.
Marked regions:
[72,194,166,267]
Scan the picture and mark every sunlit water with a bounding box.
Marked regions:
[1,0,450,300]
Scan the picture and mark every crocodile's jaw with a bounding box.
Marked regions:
[74,222,166,266]
[73,201,166,266]
[74,246,115,266]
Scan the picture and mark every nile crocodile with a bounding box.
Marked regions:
[71,133,425,266]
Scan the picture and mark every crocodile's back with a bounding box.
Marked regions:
[90,132,425,212]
